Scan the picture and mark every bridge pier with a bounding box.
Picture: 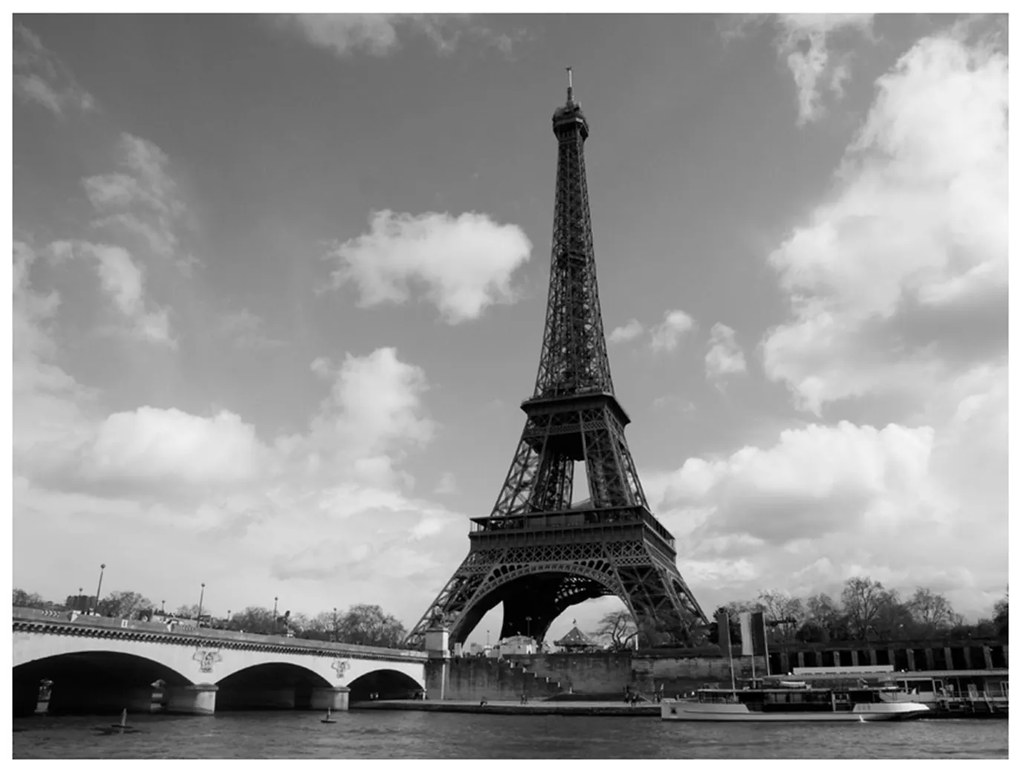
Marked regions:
[311,687,350,711]
[166,683,218,715]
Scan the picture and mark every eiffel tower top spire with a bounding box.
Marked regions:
[533,69,612,399]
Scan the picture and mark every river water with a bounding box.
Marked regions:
[12,710,1008,759]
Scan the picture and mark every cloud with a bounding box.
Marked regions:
[84,408,266,487]
[50,240,176,347]
[705,323,747,379]
[293,347,436,486]
[217,308,285,350]
[649,310,695,352]
[280,14,522,58]
[608,319,644,344]
[13,24,96,116]
[328,210,532,324]
[82,133,197,273]
[762,29,1007,413]
[665,25,1007,620]
[434,472,459,495]
[773,14,873,126]
[12,242,95,480]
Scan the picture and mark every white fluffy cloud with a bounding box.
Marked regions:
[328,210,532,324]
[608,318,644,344]
[763,31,1007,414]
[300,347,435,483]
[774,14,874,125]
[649,310,695,352]
[85,408,265,487]
[705,323,746,379]
[13,24,96,116]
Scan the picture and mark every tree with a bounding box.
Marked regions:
[795,620,828,643]
[595,610,638,651]
[298,611,342,642]
[336,604,406,647]
[805,593,845,640]
[841,577,890,639]
[225,606,276,634]
[12,589,49,609]
[907,588,955,634]
[992,592,1007,639]
[755,589,805,643]
[97,591,153,619]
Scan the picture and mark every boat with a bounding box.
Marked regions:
[661,683,929,722]
[321,708,336,724]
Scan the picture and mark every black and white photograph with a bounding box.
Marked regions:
[9,8,1009,760]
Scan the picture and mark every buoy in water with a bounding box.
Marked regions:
[95,708,139,734]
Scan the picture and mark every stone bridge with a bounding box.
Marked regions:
[13,608,427,715]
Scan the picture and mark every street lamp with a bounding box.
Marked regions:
[93,563,106,615]
[525,616,532,639]
[197,583,205,624]
[332,607,337,642]
[273,597,279,632]
[161,600,165,615]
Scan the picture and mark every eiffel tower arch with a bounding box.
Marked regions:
[406,73,707,649]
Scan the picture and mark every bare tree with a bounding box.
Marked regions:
[907,587,955,632]
[98,591,153,619]
[755,589,805,643]
[841,577,890,639]
[596,610,638,651]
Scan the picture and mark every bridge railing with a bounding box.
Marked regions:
[12,606,426,660]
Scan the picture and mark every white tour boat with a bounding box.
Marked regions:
[661,683,929,722]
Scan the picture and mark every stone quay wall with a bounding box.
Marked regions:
[439,639,1007,700]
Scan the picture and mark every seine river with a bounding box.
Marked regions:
[12,710,1008,759]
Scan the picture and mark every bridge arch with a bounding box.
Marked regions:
[348,668,423,702]
[215,662,333,710]
[13,650,191,716]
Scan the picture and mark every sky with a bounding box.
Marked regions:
[9,11,1009,645]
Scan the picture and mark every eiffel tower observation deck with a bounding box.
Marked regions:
[406,72,707,650]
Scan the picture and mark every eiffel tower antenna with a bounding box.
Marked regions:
[406,76,706,650]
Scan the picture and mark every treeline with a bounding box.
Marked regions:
[12,589,407,648]
[713,578,1008,645]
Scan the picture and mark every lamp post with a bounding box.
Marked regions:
[332,607,337,642]
[161,599,165,615]
[77,588,83,613]
[273,596,278,633]
[525,616,532,639]
[197,583,205,625]
[93,563,106,615]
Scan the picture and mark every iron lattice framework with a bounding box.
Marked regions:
[406,76,707,649]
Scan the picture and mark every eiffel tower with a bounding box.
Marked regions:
[406,72,707,649]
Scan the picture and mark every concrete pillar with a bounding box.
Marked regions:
[849,650,859,667]
[905,649,916,670]
[796,651,805,669]
[166,683,218,715]
[944,647,955,670]
[923,648,935,670]
[311,687,350,711]
[867,648,878,666]
[425,625,451,701]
